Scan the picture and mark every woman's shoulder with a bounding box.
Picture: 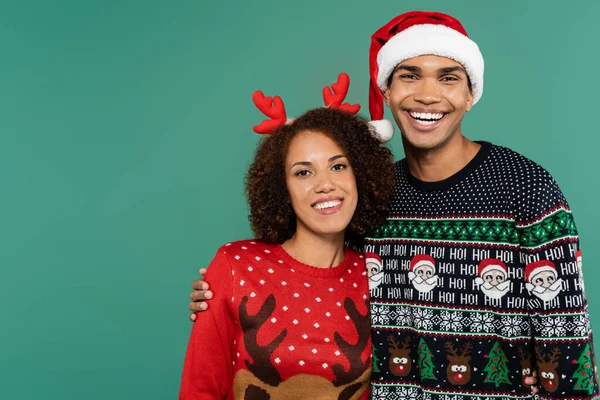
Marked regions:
[213,239,279,262]
[344,246,366,265]
[215,239,274,252]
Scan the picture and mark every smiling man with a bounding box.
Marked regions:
[188,10,597,400]
[363,10,598,400]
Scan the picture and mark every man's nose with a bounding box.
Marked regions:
[413,79,442,104]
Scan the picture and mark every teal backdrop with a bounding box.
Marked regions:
[1,0,599,398]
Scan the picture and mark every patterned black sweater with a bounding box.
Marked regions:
[365,141,598,400]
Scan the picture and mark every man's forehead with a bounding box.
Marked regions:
[396,55,466,70]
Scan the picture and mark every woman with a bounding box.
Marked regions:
[179,74,395,399]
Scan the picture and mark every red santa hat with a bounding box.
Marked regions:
[477,259,507,277]
[410,254,435,272]
[576,250,582,260]
[525,260,558,283]
[369,11,484,131]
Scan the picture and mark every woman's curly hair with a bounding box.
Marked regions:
[246,107,395,248]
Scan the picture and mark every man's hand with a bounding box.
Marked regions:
[189,268,213,321]
[524,371,540,394]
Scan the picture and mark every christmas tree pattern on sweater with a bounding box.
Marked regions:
[367,142,599,400]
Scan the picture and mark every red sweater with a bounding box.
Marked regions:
[180,240,372,400]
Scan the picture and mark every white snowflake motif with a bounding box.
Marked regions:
[398,386,421,400]
[470,312,495,333]
[371,305,390,325]
[500,316,523,337]
[440,310,464,332]
[371,386,389,400]
[573,314,591,337]
[395,306,414,327]
[541,316,567,337]
[413,308,434,330]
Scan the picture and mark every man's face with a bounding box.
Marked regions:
[384,55,473,151]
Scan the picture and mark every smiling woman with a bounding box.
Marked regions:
[247,107,395,250]
[179,75,395,399]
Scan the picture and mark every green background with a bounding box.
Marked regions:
[1,0,598,398]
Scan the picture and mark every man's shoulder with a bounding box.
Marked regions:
[487,143,556,184]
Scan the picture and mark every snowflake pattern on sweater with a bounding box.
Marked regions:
[367,142,599,400]
[180,241,372,400]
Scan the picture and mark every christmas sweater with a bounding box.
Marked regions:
[366,142,599,400]
[179,240,372,400]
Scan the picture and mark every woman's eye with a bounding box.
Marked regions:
[332,163,346,171]
[295,170,311,177]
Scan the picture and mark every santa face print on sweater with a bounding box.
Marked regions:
[474,259,512,300]
[525,260,563,302]
[366,253,384,291]
[407,254,438,293]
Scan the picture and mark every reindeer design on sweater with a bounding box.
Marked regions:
[233,294,371,400]
[445,342,473,385]
[387,335,412,377]
[535,346,561,393]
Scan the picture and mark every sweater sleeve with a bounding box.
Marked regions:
[179,248,235,400]
[517,171,599,399]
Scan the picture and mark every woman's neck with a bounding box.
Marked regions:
[282,230,346,269]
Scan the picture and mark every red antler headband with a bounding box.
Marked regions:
[252,73,394,142]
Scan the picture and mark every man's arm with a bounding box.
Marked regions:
[518,171,598,399]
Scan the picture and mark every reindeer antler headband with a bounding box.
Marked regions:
[252,73,394,142]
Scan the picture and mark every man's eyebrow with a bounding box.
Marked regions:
[439,66,468,75]
[392,65,422,74]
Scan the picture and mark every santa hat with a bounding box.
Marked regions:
[477,259,507,277]
[410,254,435,271]
[365,252,382,265]
[525,260,557,283]
[369,11,484,129]
[576,250,582,260]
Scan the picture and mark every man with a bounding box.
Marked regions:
[188,10,596,399]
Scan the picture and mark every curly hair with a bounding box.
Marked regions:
[246,107,395,248]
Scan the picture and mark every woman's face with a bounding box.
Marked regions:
[285,130,358,239]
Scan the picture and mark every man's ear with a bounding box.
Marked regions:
[465,90,474,112]
[384,88,391,107]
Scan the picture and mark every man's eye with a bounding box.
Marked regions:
[399,74,417,80]
[332,163,346,171]
[441,76,458,82]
